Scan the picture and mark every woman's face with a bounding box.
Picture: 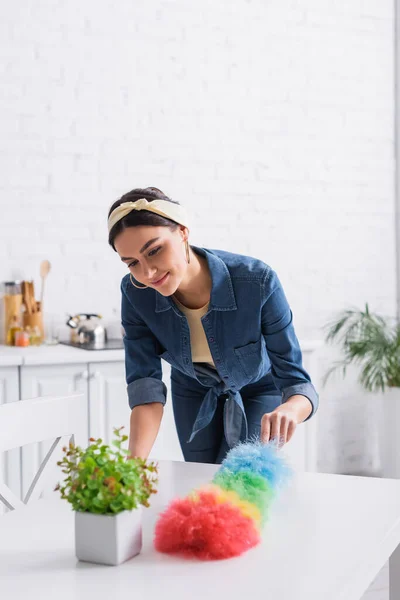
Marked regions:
[114,225,189,295]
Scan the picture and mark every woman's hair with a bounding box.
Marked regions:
[108,187,180,250]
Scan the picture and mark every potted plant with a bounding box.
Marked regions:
[324,303,400,478]
[55,426,158,565]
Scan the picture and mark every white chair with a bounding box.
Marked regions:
[0,393,87,511]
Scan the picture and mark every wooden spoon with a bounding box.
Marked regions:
[40,260,51,306]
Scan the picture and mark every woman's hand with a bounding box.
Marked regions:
[260,395,312,446]
[260,405,297,446]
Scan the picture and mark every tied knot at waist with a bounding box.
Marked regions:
[187,380,248,449]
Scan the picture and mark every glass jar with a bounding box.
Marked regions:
[6,315,22,346]
[15,329,29,347]
[1,281,23,345]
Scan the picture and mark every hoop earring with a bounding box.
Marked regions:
[185,240,191,264]
[130,273,148,289]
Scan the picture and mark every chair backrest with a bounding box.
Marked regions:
[0,393,87,511]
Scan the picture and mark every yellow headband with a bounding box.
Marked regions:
[107,198,189,234]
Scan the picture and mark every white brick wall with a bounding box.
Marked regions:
[0,0,396,475]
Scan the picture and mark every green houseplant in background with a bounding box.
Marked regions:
[55,427,158,565]
[324,303,400,478]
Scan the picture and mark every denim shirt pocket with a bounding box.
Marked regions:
[234,337,265,380]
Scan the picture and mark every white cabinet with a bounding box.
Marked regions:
[87,360,184,461]
[19,364,89,501]
[0,367,19,515]
[150,362,184,462]
[88,361,130,444]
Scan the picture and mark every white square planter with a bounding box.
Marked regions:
[380,387,400,479]
[75,507,142,566]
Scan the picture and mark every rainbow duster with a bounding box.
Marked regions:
[154,440,292,560]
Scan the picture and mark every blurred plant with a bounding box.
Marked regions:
[55,427,158,515]
[324,303,400,392]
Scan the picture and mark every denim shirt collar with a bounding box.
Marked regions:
[155,245,238,313]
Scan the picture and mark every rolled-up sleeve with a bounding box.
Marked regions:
[121,278,167,410]
[261,268,319,421]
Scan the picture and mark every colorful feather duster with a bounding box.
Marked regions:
[154,440,292,560]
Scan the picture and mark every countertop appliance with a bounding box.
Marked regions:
[59,338,124,351]
[66,313,107,348]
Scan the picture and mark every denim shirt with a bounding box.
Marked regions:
[121,245,319,448]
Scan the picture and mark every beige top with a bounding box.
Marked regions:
[172,296,215,368]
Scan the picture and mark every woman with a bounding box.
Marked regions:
[108,187,318,464]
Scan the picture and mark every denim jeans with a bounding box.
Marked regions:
[170,367,281,464]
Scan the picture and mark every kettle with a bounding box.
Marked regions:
[66,314,107,347]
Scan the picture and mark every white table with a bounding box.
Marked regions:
[1,460,400,600]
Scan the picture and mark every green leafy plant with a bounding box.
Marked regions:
[54,427,158,515]
[324,303,400,392]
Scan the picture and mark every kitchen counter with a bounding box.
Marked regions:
[0,343,125,367]
[0,339,323,368]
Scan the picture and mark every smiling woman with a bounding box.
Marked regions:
[107,187,319,465]
[108,188,197,299]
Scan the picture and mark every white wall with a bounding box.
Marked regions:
[0,0,396,474]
